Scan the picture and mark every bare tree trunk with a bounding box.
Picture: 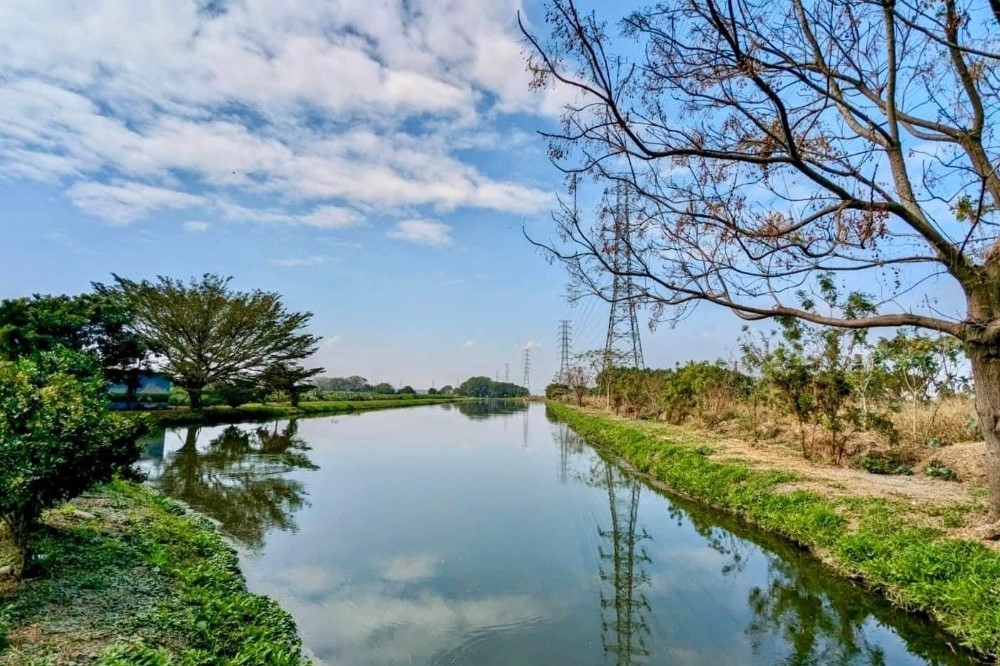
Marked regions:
[969,346,1000,521]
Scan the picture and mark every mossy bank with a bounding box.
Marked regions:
[547,403,1000,659]
[151,396,465,428]
[0,480,306,665]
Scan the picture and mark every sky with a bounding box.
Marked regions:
[0,0,782,389]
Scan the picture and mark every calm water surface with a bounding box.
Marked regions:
[141,403,981,665]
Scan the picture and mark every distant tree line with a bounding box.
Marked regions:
[455,376,530,398]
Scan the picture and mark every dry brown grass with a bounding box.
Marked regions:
[889,396,978,447]
[565,393,983,476]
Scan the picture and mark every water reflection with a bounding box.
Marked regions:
[657,484,979,665]
[140,404,983,665]
[451,399,528,421]
[597,462,652,665]
[144,421,318,549]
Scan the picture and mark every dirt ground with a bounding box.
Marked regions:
[709,435,981,506]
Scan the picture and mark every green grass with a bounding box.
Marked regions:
[150,396,464,427]
[0,480,306,665]
[547,403,1000,658]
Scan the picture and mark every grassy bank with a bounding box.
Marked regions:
[547,403,1000,658]
[0,480,306,665]
[151,396,464,427]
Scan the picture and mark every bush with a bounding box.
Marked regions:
[0,349,148,572]
[925,458,959,481]
[856,453,913,476]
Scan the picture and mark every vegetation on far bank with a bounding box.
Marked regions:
[0,480,305,665]
[547,403,1000,658]
[150,395,466,427]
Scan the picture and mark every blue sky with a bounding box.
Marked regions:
[0,0,812,388]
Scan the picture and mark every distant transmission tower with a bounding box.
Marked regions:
[505,363,510,383]
[604,182,644,370]
[558,320,572,383]
[522,348,531,393]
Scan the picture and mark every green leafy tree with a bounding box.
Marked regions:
[211,376,264,409]
[102,274,319,409]
[398,386,417,395]
[372,382,396,395]
[0,350,148,573]
[0,293,150,402]
[260,363,324,408]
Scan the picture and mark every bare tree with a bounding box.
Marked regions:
[521,0,1000,520]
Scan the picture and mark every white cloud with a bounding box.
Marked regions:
[183,220,210,233]
[0,0,560,225]
[387,219,453,247]
[322,335,341,347]
[463,340,475,349]
[270,255,331,267]
[523,340,541,350]
[67,181,203,225]
[378,554,439,583]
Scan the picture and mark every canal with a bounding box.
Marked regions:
[141,402,980,665]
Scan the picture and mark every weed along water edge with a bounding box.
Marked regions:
[137,403,984,665]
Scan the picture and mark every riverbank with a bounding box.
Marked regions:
[547,403,1000,659]
[150,396,465,427]
[0,480,306,665]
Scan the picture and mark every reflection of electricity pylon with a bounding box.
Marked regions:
[554,423,583,483]
[522,405,530,450]
[558,320,572,383]
[604,183,644,371]
[598,462,652,665]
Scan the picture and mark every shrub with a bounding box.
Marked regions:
[925,458,959,481]
[0,349,148,573]
[856,453,913,476]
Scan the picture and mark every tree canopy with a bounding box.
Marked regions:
[102,274,319,408]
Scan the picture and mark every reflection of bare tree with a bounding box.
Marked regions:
[151,421,318,550]
[597,461,652,665]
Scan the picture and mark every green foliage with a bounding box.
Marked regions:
[259,363,323,408]
[102,275,319,408]
[0,349,148,571]
[210,377,265,410]
[925,459,959,482]
[598,360,750,424]
[545,382,571,400]
[856,454,913,476]
[398,385,416,395]
[1,480,307,664]
[149,397,463,428]
[456,376,529,398]
[0,292,151,398]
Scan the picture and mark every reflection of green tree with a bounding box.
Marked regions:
[668,491,977,666]
[154,421,318,550]
[747,552,888,666]
[455,399,528,421]
[597,461,652,665]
